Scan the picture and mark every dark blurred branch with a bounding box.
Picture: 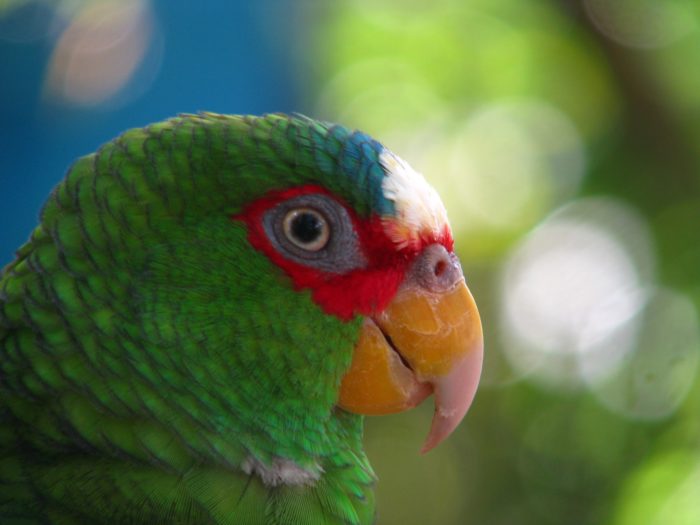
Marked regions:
[559,0,700,205]
[558,0,700,291]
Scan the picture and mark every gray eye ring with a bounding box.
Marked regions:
[282,207,330,252]
[262,193,368,274]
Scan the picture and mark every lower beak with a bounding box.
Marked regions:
[338,279,483,452]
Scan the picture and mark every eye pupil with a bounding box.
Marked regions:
[282,207,330,252]
[291,213,323,244]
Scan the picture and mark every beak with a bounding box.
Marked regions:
[338,245,484,453]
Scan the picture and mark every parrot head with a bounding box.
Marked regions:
[0,113,483,521]
[232,128,483,454]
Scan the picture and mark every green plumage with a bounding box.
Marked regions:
[0,114,383,524]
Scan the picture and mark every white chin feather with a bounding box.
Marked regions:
[379,149,450,248]
[241,456,322,487]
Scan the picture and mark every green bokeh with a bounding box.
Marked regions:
[308,1,700,523]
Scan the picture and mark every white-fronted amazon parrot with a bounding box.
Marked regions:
[0,113,483,524]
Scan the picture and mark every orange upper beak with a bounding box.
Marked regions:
[338,244,484,453]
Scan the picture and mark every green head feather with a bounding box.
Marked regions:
[0,114,404,524]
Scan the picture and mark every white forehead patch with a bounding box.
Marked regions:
[379,149,450,249]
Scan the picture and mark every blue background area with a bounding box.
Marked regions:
[0,1,303,263]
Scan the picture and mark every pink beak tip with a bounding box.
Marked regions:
[420,342,484,454]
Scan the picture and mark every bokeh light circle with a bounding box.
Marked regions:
[441,100,585,236]
[500,197,655,389]
[590,287,700,421]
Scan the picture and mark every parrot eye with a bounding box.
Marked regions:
[262,192,367,273]
[282,208,330,252]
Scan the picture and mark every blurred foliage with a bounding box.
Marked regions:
[305,1,700,524]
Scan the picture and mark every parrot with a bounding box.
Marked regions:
[0,113,483,524]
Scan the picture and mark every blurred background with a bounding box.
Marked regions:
[2,1,700,523]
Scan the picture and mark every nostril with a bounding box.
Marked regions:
[412,243,464,292]
[434,259,447,277]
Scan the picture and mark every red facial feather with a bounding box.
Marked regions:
[233,185,453,321]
